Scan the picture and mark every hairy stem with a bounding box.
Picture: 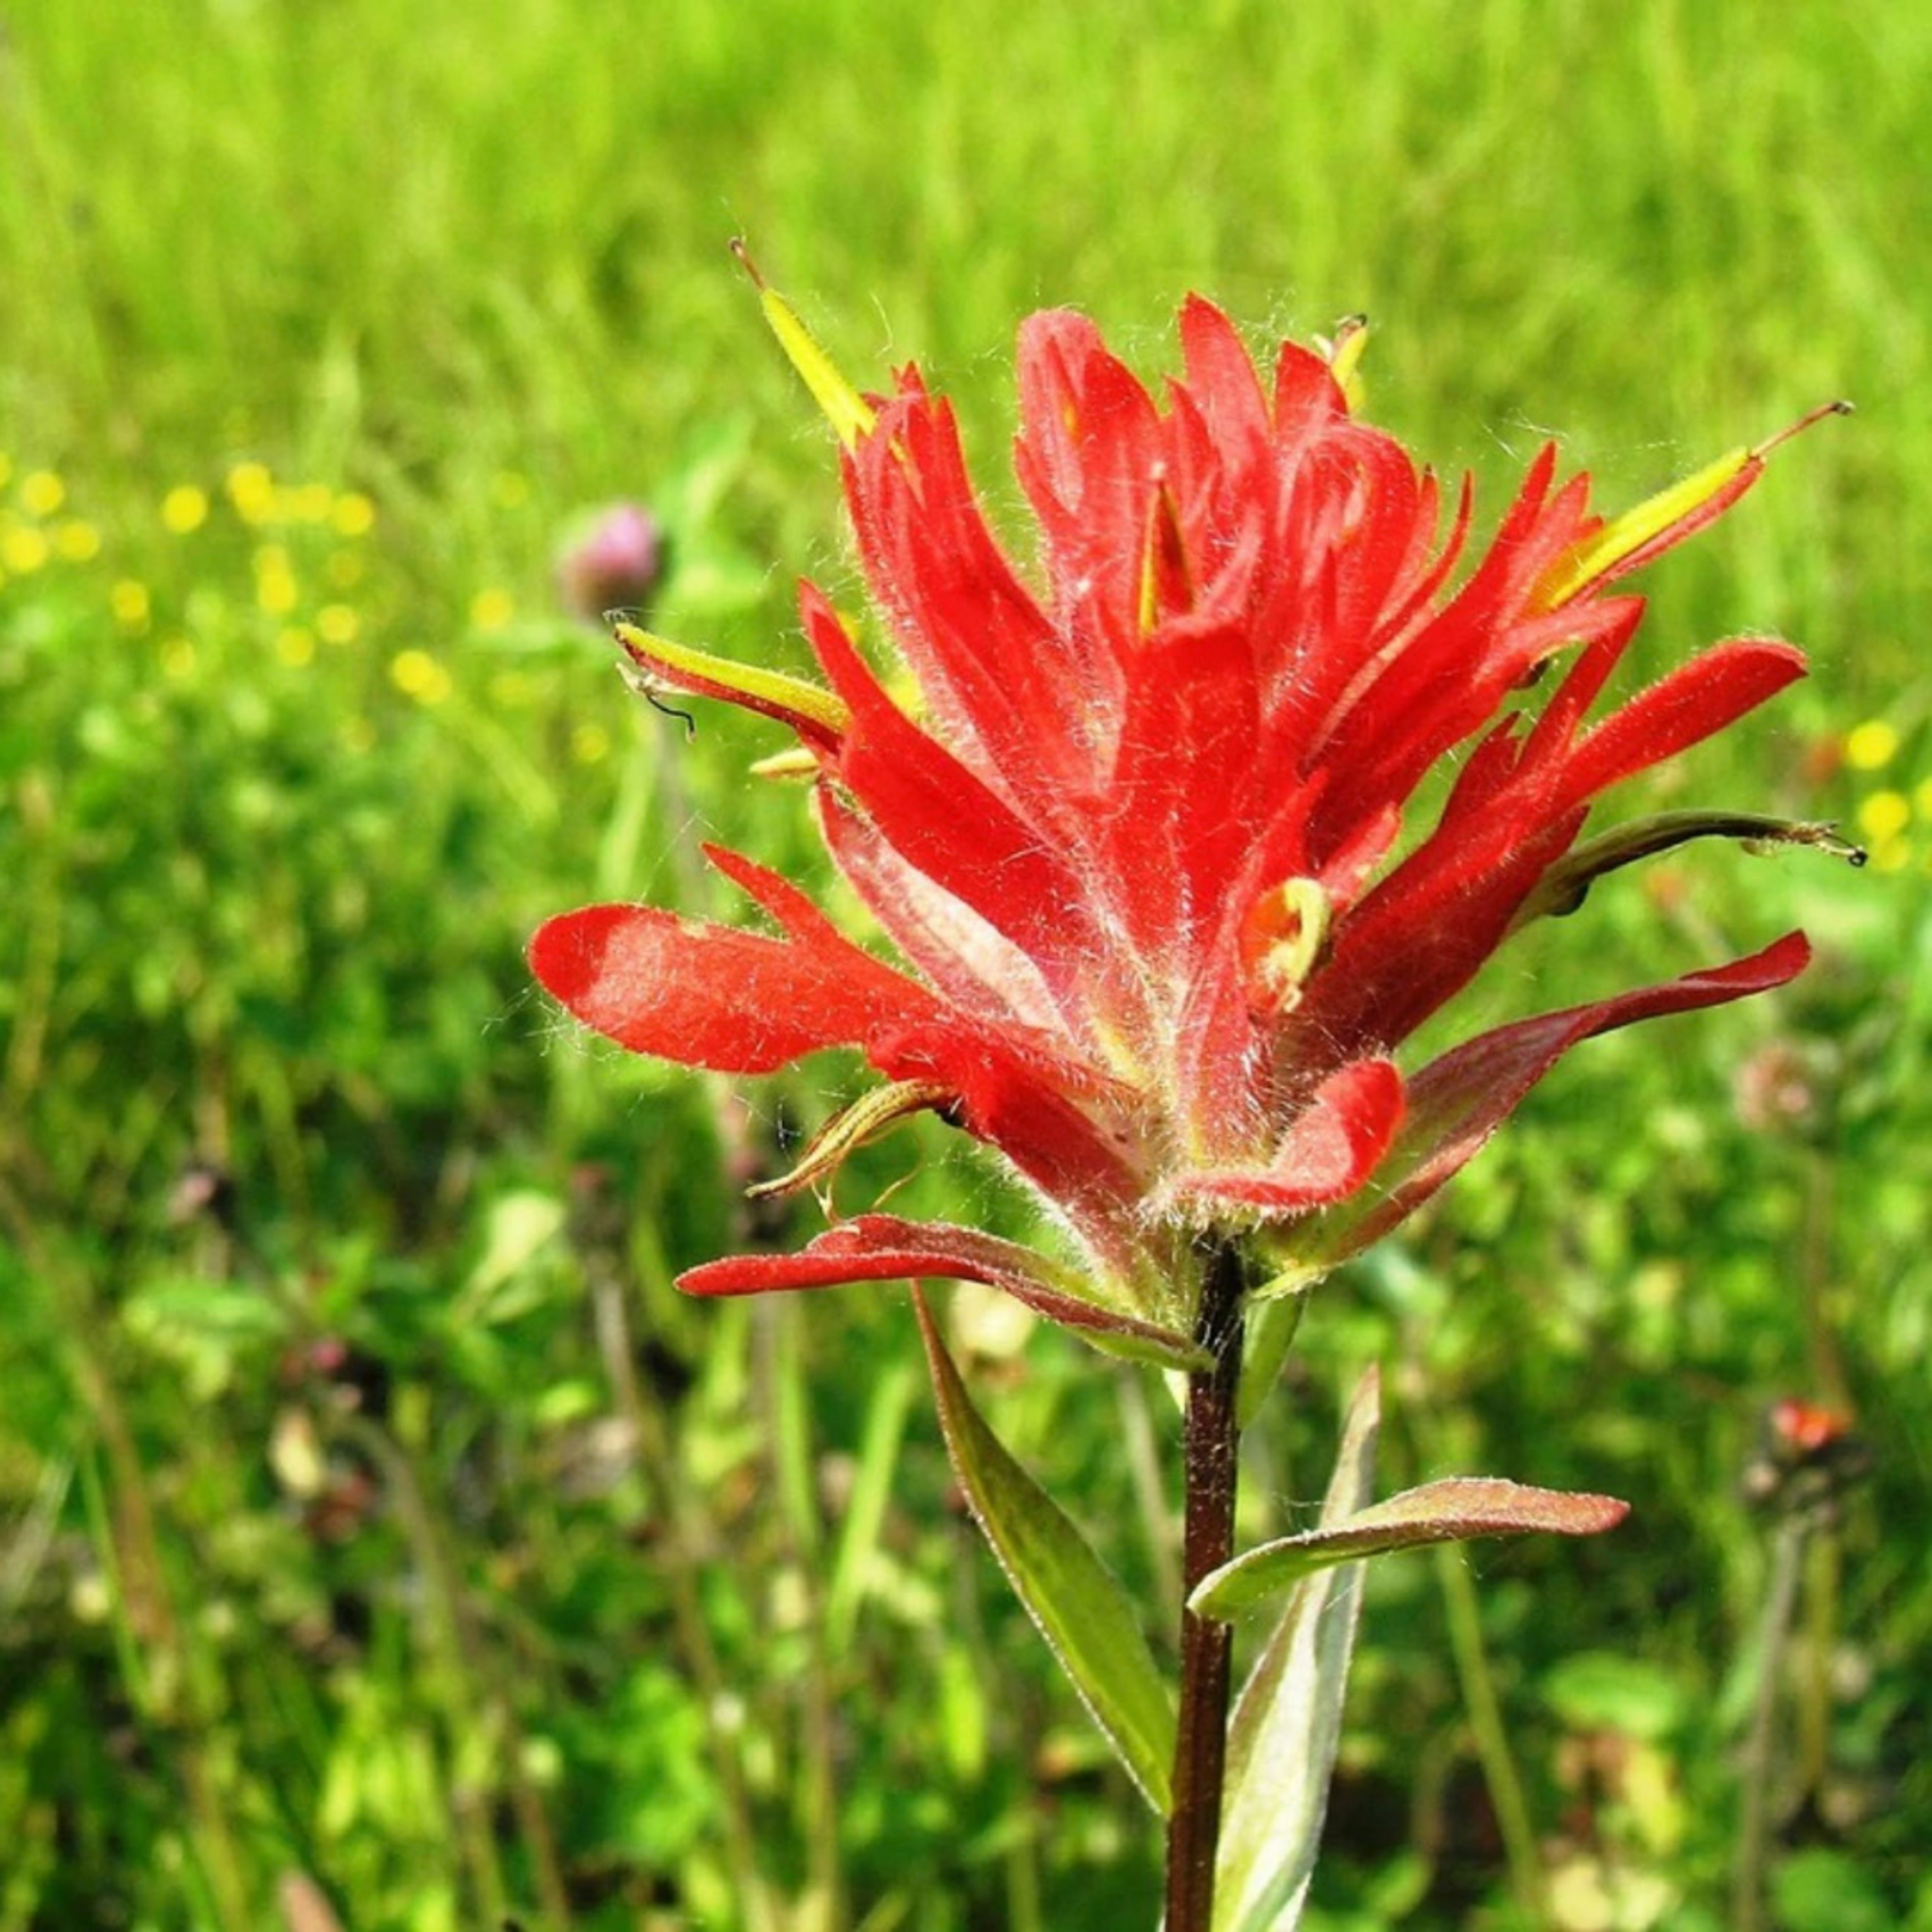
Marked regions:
[1163,1239,1248,1932]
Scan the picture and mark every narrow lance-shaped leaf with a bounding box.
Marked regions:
[1192,1477,1630,1624]
[913,1290,1176,1814]
[1213,1367,1381,1932]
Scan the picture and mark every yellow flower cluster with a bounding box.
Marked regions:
[223,460,375,539]
[0,460,102,589]
[2,452,394,692]
[390,648,453,706]
[4,449,554,736]
[1844,719,1929,873]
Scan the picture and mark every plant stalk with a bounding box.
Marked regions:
[1734,1515,1807,1932]
[1164,1238,1247,1932]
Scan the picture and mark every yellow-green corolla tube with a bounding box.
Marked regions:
[1533,445,1755,612]
[1533,399,1851,613]
[746,1080,959,1201]
[733,239,876,449]
[1324,314,1369,412]
[614,620,851,743]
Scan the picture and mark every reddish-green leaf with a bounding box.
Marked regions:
[1214,1367,1380,1932]
[914,1291,1175,1813]
[1193,1476,1629,1623]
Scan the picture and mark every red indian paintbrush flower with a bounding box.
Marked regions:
[531,283,1852,1363]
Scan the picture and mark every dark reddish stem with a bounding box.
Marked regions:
[1164,1238,1247,1932]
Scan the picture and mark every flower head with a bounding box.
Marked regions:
[558,501,664,625]
[532,289,1847,1357]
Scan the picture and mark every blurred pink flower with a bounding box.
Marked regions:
[1733,1040,1820,1131]
[558,502,662,623]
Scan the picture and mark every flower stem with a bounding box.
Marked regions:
[1164,1238,1247,1932]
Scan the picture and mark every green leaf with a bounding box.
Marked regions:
[457,1188,567,1322]
[1773,1849,1895,1932]
[1214,1367,1381,1932]
[913,1291,1175,1814]
[1540,1651,1686,1741]
[1192,1476,1629,1623]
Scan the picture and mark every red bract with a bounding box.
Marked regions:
[531,293,1840,1351]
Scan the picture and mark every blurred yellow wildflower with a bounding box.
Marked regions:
[288,483,335,523]
[316,603,359,645]
[277,626,316,667]
[54,520,102,561]
[1870,836,1912,874]
[20,471,64,517]
[111,579,151,630]
[1856,791,1909,843]
[332,491,375,538]
[2,525,50,574]
[391,648,453,704]
[470,588,514,632]
[162,486,210,534]
[69,1572,112,1625]
[1843,720,1900,771]
[226,461,275,525]
[257,559,301,610]
[160,636,198,678]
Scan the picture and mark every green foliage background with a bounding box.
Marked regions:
[2,1,1927,1926]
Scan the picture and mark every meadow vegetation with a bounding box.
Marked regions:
[2,2,1928,1926]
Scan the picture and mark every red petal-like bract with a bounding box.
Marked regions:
[531,296,1821,1332]
[1283,933,1812,1275]
[678,1215,1202,1368]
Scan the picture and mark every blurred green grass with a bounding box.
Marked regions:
[3,1,1930,1926]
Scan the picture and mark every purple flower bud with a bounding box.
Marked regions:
[558,503,662,624]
